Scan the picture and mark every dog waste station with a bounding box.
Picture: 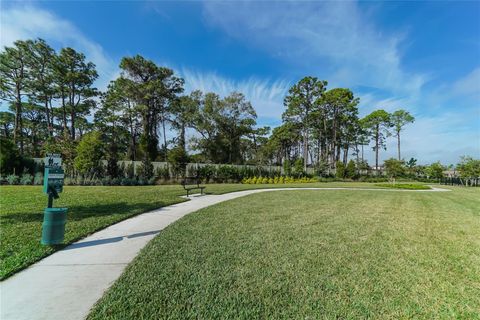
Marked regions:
[41,153,68,245]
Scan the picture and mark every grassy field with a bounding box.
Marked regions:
[88,187,480,319]
[0,182,391,279]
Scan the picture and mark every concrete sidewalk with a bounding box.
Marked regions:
[0,186,449,320]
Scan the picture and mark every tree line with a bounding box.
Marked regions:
[1,38,477,180]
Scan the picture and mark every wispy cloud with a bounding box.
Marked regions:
[202,1,427,95]
[0,4,117,91]
[452,67,480,97]
[181,68,290,121]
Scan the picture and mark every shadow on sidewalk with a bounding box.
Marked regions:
[62,230,161,250]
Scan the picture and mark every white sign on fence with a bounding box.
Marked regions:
[44,153,62,168]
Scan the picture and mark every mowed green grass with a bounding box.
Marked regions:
[89,187,480,319]
[0,182,388,279]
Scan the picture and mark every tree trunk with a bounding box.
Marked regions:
[375,125,379,174]
[397,132,401,160]
[303,129,308,171]
[179,122,186,150]
[70,110,75,140]
[162,118,167,161]
[13,91,22,153]
[61,92,68,134]
[343,145,349,165]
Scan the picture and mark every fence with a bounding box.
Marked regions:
[34,159,320,176]
[441,177,480,187]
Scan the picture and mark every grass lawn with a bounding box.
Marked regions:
[88,187,480,319]
[0,182,392,279]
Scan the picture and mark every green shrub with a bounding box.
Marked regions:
[137,158,154,180]
[33,172,43,185]
[125,163,135,179]
[375,183,430,190]
[198,165,216,183]
[156,166,170,180]
[6,175,19,185]
[336,161,345,178]
[168,147,189,178]
[293,158,304,177]
[283,159,292,176]
[346,160,356,179]
[20,173,33,185]
[74,131,104,178]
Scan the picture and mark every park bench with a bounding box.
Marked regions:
[181,176,206,197]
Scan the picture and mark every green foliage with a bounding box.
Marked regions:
[391,110,415,160]
[293,158,304,176]
[362,109,392,169]
[124,163,135,179]
[137,158,154,180]
[74,131,104,177]
[188,91,257,164]
[457,156,480,178]
[283,77,328,170]
[346,160,356,179]
[0,137,21,175]
[33,172,43,185]
[315,160,330,177]
[335,161,345,178]
[198,165,216,183]
[155,166,170,180]
[43,136,77,176]
[19,173,33,185]
[375,183,430,190]
[167,147,189,178]
[283,159,292,176]
[384,158,406,180]
[425,162,445,179]
[0,137,35,175]
[6,175,19,185]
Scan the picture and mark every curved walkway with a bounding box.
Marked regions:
[0,186,449,320]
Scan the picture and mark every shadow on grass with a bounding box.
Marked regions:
[1,202,171,224]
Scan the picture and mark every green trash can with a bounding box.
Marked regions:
[41,208,68,245]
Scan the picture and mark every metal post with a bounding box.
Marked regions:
[48,193,54,208]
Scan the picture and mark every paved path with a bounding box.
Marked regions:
[0,186,449,320]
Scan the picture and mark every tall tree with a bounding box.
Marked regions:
[28,39,56,137]
[321,88,359,166]
[391,109,415,160]
[0,111,15,138]
[54,47,98,140]
[264,122,301,165]
[0,40,32,153]
[189,91,257,164]
[95,86,130,177]
[283,77,327,171]
[171,94,198,151]
[118,55,183,161]
[363,109,391,171]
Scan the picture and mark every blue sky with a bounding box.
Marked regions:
[1,1,479,164]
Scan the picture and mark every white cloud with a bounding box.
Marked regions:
[0,5,117,91]
[180,68,290,120]
[202,1,427,95]
[452,67,480,96]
